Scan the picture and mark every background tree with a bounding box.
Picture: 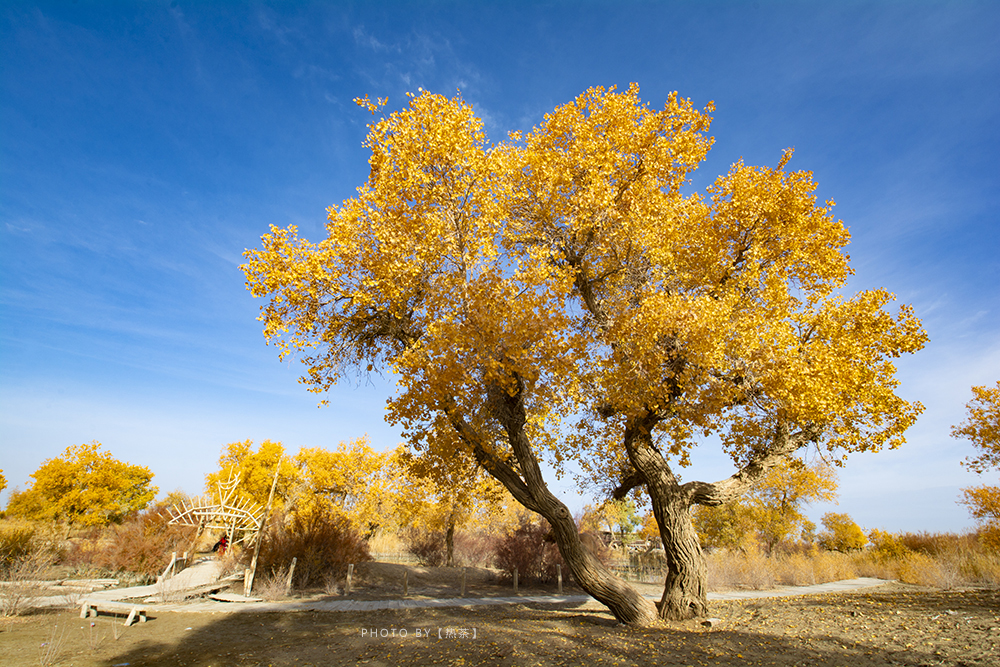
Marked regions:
[692,499,760,553]
[5,441,156,526]
[243,86,925,624]
[396,443,513,566]
[204,439,298,510]
[204,437,405,540]
[693,458,837,553]
[818,512,868,551]
[580,499,642,545]
[294,436,406,538]
[638,511,661,543]
[953,381,1000,550]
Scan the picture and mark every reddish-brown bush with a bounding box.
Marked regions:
[403,528,446,566]
[254,508,370,589]
[63,509,195,581]
[453,532,498,568]
[494,519,563,583]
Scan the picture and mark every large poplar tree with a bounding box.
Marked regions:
[243,85,926,624]
[6,441,157,526]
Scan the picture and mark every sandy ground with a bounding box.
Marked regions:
[2,564,997,666]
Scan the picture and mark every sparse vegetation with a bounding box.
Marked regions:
[253,507,370,590]
[0,520,57,617]
[62,507,196,582]
[493,519,563,584]
[691,529,1000,592]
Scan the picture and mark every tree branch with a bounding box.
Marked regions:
[611,469,647,501]
[685,423,822,507]
[445,408,542,514]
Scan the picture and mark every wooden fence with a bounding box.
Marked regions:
[370,552,421,564]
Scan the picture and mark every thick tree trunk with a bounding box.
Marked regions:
[445,511,456,567]
[623,415,820,620]
[653,498,708,619]
[623,415,709,620]
[543,497,659,626]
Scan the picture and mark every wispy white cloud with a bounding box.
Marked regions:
[353,26,398,53]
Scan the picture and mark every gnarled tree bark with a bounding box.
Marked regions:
[623,414,707,619]
[448,385,660,627]
[623,411,822,620]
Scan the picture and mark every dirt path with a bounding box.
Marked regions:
[2,583,996,666]
[141,576,892,614]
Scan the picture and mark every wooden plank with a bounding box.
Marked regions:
[210,592,263,603]
[142,581,226,603]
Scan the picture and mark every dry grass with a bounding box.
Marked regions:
[0,550,54,617]
[701,532,1000,592]
[0,520,38,564]
[854,545,1000,588]
[367,529,406,554]
[705,549,775,591]
[37,624,67,666]
[255,565,292,601]
[82,620,106,652]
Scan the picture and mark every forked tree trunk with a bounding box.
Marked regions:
[624,416,710,620]
[624,415,816,620]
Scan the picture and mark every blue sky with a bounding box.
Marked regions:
[1,1,998,533]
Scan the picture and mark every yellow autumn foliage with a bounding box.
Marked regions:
[954,381,1000,475]
[5,441,157,526]
[242,85,927,621]
[953,381,1000,551]
[204,439,298,511]
[243,84,925,478]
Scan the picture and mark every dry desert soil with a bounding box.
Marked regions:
[1,562,997,666]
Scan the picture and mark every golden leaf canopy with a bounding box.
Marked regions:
[243,84,927,473]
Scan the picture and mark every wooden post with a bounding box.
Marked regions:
[402,570,408,596]
[460,568,467,597]
[557,564,562,595]
[283,557,297,596]
[170,552,177,578]
[246,465,281,597]
[346,564,354,595]
[513,568,518,595]
[189,518,205,556]
[243,568,251,596]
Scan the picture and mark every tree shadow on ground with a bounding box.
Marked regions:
[79,591,996,667]
[343,561,586,600]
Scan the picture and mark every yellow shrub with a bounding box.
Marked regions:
[0,520,36,567]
